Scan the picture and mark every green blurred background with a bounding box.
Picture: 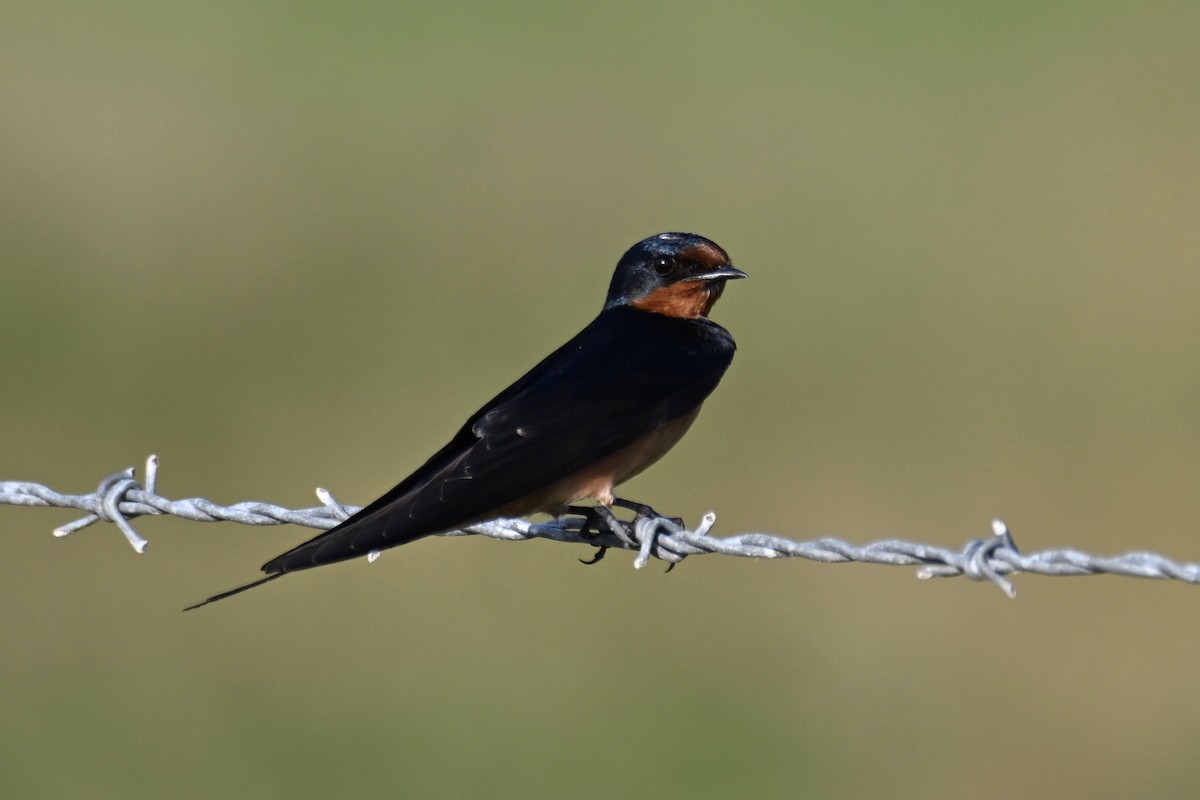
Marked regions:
[3,2,1199,798]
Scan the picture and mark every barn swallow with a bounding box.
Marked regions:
[186,232,745,609]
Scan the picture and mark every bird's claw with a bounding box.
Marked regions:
[579,545,608,565]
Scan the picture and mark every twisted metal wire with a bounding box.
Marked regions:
[4,455,1199,597]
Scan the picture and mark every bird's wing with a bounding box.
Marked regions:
[261,307,735,574]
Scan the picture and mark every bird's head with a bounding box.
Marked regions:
[604,232,747,319]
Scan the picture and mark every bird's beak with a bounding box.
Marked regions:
[688,265,748,282]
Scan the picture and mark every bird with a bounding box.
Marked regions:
[186,232,746,609]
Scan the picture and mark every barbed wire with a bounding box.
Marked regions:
[4,454,1199,598]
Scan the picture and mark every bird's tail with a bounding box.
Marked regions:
[183,572,285,611]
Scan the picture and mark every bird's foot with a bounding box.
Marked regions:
[615,498,688,570]
[612,498,685,530]
[562,504,626,565]
[561,500,689,570]
[628,515,686,570]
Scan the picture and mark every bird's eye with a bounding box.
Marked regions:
[653,257,674,277]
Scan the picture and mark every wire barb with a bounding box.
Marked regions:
[4,455,1200,595]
